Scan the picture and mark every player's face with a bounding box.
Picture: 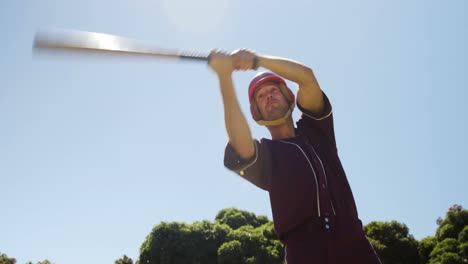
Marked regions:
[254,82,290,121]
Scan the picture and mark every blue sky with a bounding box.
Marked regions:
[1,0,466,263]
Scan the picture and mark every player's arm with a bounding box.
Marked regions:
[209,50,255,160]
[232,49,325,115]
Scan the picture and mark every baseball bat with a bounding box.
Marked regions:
[33,28,209,62]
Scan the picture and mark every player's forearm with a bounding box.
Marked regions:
[217,74,255,160]
[257,54,324,113]
[257,55,317,87]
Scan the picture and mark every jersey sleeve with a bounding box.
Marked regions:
[296,92,337,148]
[224,140,270,191]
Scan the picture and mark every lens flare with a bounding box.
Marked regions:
[162,0,229,34]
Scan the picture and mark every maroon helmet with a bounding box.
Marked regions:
[248,72,295,122]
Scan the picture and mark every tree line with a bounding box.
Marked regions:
[1,204,466,264]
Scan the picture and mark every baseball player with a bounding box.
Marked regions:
[209,49,382,264]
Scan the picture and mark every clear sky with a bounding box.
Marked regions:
[1,0,466,263]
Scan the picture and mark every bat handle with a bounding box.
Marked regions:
[179,52,210,62]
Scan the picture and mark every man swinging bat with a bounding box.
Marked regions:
[32,28,382,263]
[209,49,382,264]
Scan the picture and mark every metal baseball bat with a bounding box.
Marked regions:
[33,28,209,62]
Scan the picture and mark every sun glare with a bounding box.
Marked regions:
[91,32,122,51]
[162,0,229,34]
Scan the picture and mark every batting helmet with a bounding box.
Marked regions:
[248,72,295,123]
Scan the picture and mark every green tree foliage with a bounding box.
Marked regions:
[429,238,463,264]
[4,205,466,263]
[427,205,468,264]
[259,221,278,241]
[215,208,268,229]
[138,208,283,264]
[458,226,468,259]
[436,205,468,242]
[0,257,53,264]
[38,261,53,264]
[0,253,16,264]
[419,236,437,264]
[139,220,231,264]
[217,240,243,264]
[219,222,283,264]
[115,255,134,264]
[364,220,420,264]
[364,205,466,264]
[186,221,232,263]
[215,208,284,263]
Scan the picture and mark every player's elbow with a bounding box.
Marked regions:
[237,146,255,161]
[298,67,317,86]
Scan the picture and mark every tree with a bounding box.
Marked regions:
[184,221,231,263]
[138,208,282,264]
[425,204,467,264]
[217,240,243,264]
[458,226,468,260]
[215,208,268,230]
[115,255,133,264]
[224,225,265,263]
[365,220,420,264]
[138,222,188,264]
[255,222,284,263]
[419,236,437,264]
[138,221,231,264]
[429,238,463,264]
[0,253,16,264]
[222,224,283,264]
[436,204,468,242]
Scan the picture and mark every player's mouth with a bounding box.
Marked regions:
[266,100,278,107]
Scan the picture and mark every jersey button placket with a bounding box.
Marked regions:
[324,216,331,230]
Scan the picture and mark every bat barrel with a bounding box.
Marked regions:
[33,28,210,62]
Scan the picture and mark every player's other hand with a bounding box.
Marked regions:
[230,49,257,71]
[209,49,235,75]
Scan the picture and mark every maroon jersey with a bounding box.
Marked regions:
[224,93,381,264]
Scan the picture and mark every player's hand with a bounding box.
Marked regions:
[208,49,235,75]
[230,49,258,71]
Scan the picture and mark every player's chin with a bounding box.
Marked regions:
[264,111,286,121]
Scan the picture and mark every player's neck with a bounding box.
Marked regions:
[267,118,295,140]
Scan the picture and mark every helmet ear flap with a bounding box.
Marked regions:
[250,100,262,121]
[278,83,295,106]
